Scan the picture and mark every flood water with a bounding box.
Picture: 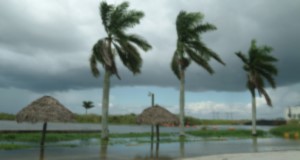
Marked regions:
[1,138,300,160]
[1,121,299,160]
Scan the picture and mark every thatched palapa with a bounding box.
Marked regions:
[16,96,74,123]
[137,105,179,125]
[16,95,74,146]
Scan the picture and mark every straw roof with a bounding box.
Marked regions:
[136,105,179,125]
[16,96,74,123]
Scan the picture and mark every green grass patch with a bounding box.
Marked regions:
[187,129,266,138]
[0,132,173,143]
[110,132,172,138]
[0,144,30,150]
[0,113,15,120]
[270,124,300,137]
[0,133,101,143]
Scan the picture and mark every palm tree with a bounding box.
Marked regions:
[236,39,278,136]
[89,1,151,140]
[172,11,225,136]
[82,101,94,115]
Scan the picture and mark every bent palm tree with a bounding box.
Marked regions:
[236,40,278,136]
[82,101,94,115]
[172,11,225,136]
[90,1,151,140]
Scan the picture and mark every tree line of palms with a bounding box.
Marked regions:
[90,1,278,140]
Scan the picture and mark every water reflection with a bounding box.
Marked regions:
[252,137,258,152]
[150,141,160,159]
[180,138,185,158]
[134,141,172,160]
[100,141,108,160]
[39,146,45,160]
[133,155,173,160]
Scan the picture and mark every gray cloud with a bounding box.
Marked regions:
[0,0,300,93]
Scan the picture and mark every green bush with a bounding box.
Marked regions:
[270,124,300,137]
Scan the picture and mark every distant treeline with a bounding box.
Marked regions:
[0,113,15,121]
[0,112,245,125]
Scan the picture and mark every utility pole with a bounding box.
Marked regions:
[148,92,155,152]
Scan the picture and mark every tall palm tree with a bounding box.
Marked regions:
[172,11,225,136]
[236,39,278,136]
[82,101,94,115]
[90,1,151,140]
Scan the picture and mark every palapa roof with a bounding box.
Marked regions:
[136,105,179,125]
[16,96,74,123]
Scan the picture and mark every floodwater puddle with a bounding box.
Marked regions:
[1,137,300,160]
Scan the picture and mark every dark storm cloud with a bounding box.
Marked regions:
[0,0,300,93]
[0,0,93,55]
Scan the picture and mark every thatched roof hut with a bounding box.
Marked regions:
[137,105,179,125]
[137,105,179,144]
[16,95,74,146]
[16,96,74,123]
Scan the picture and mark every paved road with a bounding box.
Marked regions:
[183,150,300,160]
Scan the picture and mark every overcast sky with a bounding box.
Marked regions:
[0,0,300,120]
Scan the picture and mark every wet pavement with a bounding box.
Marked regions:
[183,150,300,160]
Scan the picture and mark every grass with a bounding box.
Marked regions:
[0,129,266,144]
[0,132,174,143]
[0,144,30,150]
[0,133,100,142]
[0,113,15,120]
[270,124,300,137]
[0,129,270,150]
[187,129,266,138]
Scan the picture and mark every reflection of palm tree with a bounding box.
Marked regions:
[82,101,94,115]
[236,40,278,136]
[180,137,185,158]
[100,141,108,160]
[39,146,45,160]
[252,137,258,152]
[90,1,151,140]
[172,11,225,136]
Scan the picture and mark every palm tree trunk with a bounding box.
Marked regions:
[101,70,111,140]
[40,122,47,146]
[251,91,257,136]
[179,69,185,136]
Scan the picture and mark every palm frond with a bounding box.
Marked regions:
[99,1,113,32]
[114,41,142,74]
[257,87,272,106]
[194,23,217,33]
[92,39,112,67]
[190,40,225,65]
[256,68,276,88]
[108,2,129,32]
[236,52,249,65]
[171,51,180,79]
[185,47,214,74]
[256,62,278,75]
[176,11,203,42]
[89,54,100,77]
[117,10,144,30]
[127,34,152,51]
